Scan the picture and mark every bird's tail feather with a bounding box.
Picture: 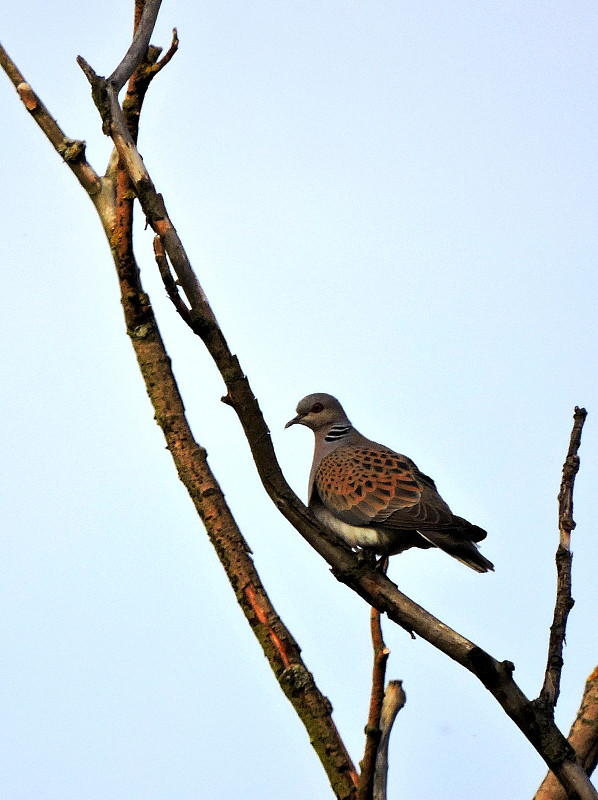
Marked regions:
[419,530,494,573]
[450,516,488,542]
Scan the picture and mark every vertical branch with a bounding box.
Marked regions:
[540,407,587,707]
[374,681,406,800]
[108,0,163,91]
[358,609,390,800]
[557,407,587,550]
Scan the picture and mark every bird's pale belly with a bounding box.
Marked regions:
[313,505,396,550]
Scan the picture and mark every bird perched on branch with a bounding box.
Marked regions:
[286,393,493,573]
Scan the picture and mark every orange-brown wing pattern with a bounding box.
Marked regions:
[314,446,423,525]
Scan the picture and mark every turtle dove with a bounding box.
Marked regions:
[286,393,493,573]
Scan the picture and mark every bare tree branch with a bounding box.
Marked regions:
[153,235,194,328]
[0,44,103,201]
[358,609,391,800]
[535,666,598,800]
[374,681,406,800]
[541,407,587,707]
[108,0,163,92]
[121,31,179,143]
[114,193,359,799]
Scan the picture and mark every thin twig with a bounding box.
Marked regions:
[540,407,587,707]
[154,28,179,71]
[358,609,391,800]
[558,407,587,549]
[153,235,194,328]
[534,665,598,800]
[374,681,406,800]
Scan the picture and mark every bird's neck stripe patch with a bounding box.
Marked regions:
[324,424,352,442]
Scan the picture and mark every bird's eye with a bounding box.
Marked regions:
[311,402,324,413]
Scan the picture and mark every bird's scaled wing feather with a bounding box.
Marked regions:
[314,446,424,526]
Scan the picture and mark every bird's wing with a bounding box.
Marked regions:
[313,445,431,526]
[313,444,469,532]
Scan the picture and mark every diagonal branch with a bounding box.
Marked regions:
[108,0,163,91]
[0,43,103,202]
[540,407,587,707]
[115,11,359,796]
[153,235,194,328]
[113,30,360,799]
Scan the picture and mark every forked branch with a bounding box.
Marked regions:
[358,609,392,800]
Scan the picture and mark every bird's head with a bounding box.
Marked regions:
[285,393,350,432]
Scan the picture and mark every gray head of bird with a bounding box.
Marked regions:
[285,393,351,432]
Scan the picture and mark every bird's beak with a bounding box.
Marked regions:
[285,414,303,429]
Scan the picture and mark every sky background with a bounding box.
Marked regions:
[1,2,597,798]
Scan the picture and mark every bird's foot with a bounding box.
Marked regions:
[355,548,388,573]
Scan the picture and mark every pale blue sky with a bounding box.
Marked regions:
[2,2,597,798]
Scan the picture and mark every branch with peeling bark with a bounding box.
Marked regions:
[358,607,406,800]
[358,609,393,800]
